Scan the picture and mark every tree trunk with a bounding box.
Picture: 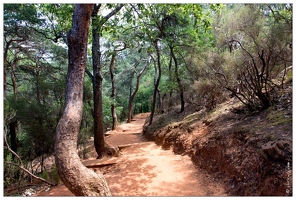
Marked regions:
[170,46,185,112]
[149,40,161,125]
[92,13,105,159]
[54,4,111,196]
[35,58,42,104]
[10,59,18,96]
[168,54,173,112]
[109,53,118,130]
[9,120,18,160]
[91,4,124,158]
[4,40,13,100]
[127,60,150,123]
[128,72,135,121]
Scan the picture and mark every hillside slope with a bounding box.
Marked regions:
[143,81,292,196]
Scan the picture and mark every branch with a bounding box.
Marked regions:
[139,57,151,75]
[3,126,56,186]
[114,41,127,52]
[100,4,124,26]
[92,4,102,17]
[5,161,56,186]
[130,4,142,18]
[85,68,94,84]
[26,21,66,44]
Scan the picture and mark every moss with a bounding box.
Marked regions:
[168,122,182,129]
[268,134,277,141]
[267,110,292,126]
[285,70,292,81]
[183,112,204,123]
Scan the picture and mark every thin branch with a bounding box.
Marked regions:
[3,126,56,186]
[99,4,124,27]
[85,68,94,84]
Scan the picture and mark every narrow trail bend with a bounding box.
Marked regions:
[36,113,226,196]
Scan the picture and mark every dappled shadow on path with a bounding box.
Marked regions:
[102,157,157,196]
[101,142,226,196]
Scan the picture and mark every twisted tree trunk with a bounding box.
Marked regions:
[54,4,111,196]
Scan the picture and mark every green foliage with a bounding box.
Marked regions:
[203,4,292,111]
[192,79,227,110]
[37,4,74,43]
[40,170,49,181]
[51,165,60,185]
[102,94,113,128]
[4,154,20,187]
[38,165,60,185]
[4,4,42,25]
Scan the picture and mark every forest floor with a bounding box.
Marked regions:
[33,112,226,196]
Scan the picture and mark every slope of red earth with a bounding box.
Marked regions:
[143,81,292,196]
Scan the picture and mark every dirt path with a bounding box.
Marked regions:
[35,113,226,196]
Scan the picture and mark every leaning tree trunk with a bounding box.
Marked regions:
[170,45,185,113]
[54,4,111,196]
[149,40,161,125]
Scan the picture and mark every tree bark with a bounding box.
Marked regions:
[4,39,23,100]
[109,52,118,130]
[170,45,185,112]
[127,60,150,123]
[149,40,161,125]
[91,4,124,158]
[92,20,105,159]
[109,43,126,130]
[54,4,111,196]
[168,55,173,112]
[9,120,18,159]
[10,59,19,96]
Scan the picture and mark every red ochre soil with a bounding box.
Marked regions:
[34,113,226,196]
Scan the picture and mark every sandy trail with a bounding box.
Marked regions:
[35,113,226,196]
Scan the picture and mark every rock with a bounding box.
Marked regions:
[106,145,120,157]
[23,188,36,196]
[261,140,291,162]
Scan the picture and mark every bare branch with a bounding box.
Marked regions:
[85,68,94,84]
[104,4,124,22]
[3,126,56,186]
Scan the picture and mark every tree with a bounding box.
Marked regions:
[4,4,69,178]
[3,4,41,161]
[55,4,111,196]
[109,51,118,130]
[169,45,185,112]
[107,42,126,130]
[3,4,42,100]
[211,4,292,110]
[127,58,150,123]
[90,4,124,158]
